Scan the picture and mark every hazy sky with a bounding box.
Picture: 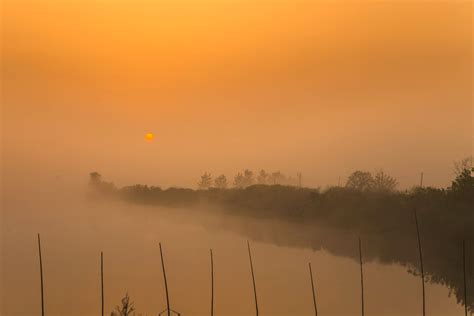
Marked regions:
[2,0,472,189]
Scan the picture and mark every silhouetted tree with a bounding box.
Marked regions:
[372,170,398,192]
[88,172,115,195]
[449,158,473,206]
[270,171,285,185]
[198,172,213,190]
[297,172,302,187]
[257,170,269,185]
[454,157,472,177]
[286,175,296,186]
[89,172,102,184]
[450,166,473,203]
[234,172,245,188]
[242,169,254,187]
[214,174,228,189]
[111,293,135,316]
[346,171,374,191]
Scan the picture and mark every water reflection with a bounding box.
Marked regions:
[1,193,471,316]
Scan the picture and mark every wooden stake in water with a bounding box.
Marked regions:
[463,240,468,316]
[210,249,214,316]
[308,263,318,316]
[358,237,365,316]
[414,209,426,316]
[101,252,104,316]
[159,243,171,316]
[37,233,45,316]
[247,241,259,316]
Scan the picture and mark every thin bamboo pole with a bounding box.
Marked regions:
[463,240,468,316]
[358,237,364,316]
[159,243,171,316]
[308,263,318,316]
[37,233,45,316]
[210,249,214,316]
[101,252,104,316]
[414,209,426,316]
[247,241,259,316]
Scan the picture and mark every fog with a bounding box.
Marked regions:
[3,0,472,189]
[2,1,472,315]
[1,175,469,315]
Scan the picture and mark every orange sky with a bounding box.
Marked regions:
[2,0,473,189]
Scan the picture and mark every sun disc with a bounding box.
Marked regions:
[145,133,154,141]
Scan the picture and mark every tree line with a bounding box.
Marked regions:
[197,170,303,190]
[87,159,473,311]
[196,169,397,192]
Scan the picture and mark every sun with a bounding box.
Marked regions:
[145,133,154,141]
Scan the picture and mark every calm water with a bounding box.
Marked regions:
[1,187,466,316]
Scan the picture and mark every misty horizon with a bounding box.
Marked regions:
[89,163,470,191]
[2,1,472,315]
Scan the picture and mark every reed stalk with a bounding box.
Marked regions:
[247,241,259,316]
[414,210,426,316]
[37,233,45,316]
[308,263,318,316]
[101,251,104,316]
[210,249,214,316]
[359,237,364,316]
[159,243,171,316]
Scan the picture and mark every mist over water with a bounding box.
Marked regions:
[2,1,472,315]
[1,180,468,316]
